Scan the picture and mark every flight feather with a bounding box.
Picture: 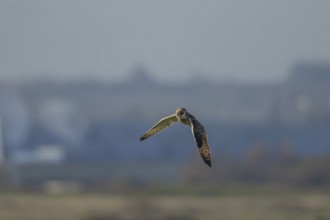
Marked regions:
[140,114,177,141]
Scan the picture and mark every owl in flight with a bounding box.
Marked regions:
[140,108,212,167]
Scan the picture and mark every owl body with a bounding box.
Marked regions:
[140,107,212,167]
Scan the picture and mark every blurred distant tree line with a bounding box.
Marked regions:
[181,142,330,188]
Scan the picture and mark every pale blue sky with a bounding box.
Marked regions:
[1,0,330,83]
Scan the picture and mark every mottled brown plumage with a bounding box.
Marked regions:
[140,108,212,167]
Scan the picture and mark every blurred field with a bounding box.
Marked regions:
[1,189,330,220]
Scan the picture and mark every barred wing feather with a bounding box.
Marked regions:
[190,116,212,167]
[140,114,178,141]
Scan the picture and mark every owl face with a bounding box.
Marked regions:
[176,107,188,120]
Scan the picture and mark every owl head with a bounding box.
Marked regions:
[176,107,188,120]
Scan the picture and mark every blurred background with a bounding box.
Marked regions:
[1,1,330,219]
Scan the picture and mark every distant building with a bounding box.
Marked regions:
[288,61,330,86]
[284,61,330,124]
[0,116,4,164]
[12,145,65,165]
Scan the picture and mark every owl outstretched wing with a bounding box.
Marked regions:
[189,116,212,167]
[140,114,178,141]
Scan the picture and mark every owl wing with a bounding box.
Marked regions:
[140,114,178,141]
[189,116,212,167]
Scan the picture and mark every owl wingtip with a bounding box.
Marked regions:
[140,136,146,141]
[205,160,212,167]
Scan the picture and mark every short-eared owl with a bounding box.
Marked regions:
[140,108,212,167]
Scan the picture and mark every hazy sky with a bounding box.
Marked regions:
[1,0,330,83]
